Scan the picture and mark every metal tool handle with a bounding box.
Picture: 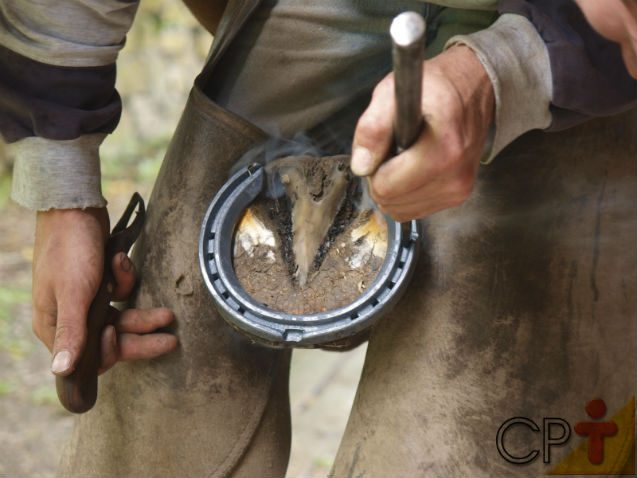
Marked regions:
[56,193,145,413]
[391,12,426,151]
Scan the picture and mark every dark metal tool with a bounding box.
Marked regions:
[56,193,145,413]
[391,11,426,152]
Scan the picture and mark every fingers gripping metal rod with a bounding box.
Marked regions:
[390,12,426,151]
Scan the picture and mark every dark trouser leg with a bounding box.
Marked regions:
[58,88,292,478]
[333,112,637,477]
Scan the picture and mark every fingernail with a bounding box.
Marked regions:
[351,147,374,176]
[51,350,72,375]
[120,253,132,272]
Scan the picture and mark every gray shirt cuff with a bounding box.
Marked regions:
[445,13,553,163]
[9,134,107,211]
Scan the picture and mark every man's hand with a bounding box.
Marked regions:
[351,45,495,222]
[32,207,177,376]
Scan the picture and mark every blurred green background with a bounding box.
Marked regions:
[0,2,364,477]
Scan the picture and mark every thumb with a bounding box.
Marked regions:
[351,75,396,177]
[51,294,89,376]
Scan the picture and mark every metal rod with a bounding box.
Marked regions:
[390,12,426,152]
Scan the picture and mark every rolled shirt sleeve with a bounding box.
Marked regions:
[444,13,553,163]
[9,134,107,210]
[0,0,139,210]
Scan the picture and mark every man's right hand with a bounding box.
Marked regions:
[32,207,177,377]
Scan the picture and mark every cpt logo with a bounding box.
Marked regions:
[496,399,625,472]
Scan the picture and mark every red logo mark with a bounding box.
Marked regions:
[574,399,618,465]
